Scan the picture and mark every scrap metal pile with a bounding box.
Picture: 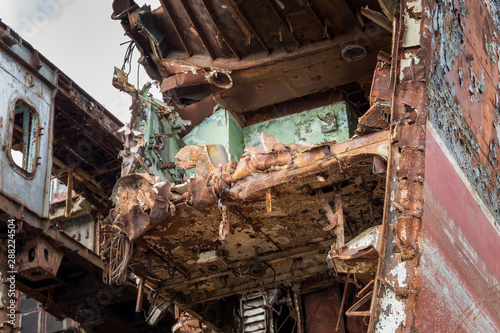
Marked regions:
[103,128,390,280]
[95,0,399,330]
[100,94,391,331]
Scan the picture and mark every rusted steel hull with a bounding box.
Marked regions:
[413,0,500,329]
[416,125,500,331]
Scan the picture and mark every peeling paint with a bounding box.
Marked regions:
[387,260,409,289]
[403,0,422,48]
[400,53,420,81]
[243,101,355,149]
[374,288,407,333]
[183,105,244,162]
[428,0,500,223]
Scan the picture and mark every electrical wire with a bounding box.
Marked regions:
[121,41,136,76]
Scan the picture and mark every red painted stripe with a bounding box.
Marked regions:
[417,127,500,332]
[424,128,500,279]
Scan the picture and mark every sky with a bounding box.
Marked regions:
[0,0,161,124]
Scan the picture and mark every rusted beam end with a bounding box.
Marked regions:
[334,184,345,250]
[179,0,217,60]
[135,276,145,313]
[64,171,73,218]
[264,0,301,47]
[266,188,272,213]
[345,291,373,316]
[361,6,393,33]
[335,274,350,332]
[316,189,337,231]
[221,0,270,54]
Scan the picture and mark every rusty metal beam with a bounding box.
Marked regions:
[370,1,429,328]
[221,0,271,54]
[316,189,337,231]
[346,291,373,317]
[361,6,393,33]
[15,279,66,321]
[0,193,105,273]
[336,277,349,332]
[304,2,333,39]
[368,10,401,327]
[180,259,334,304]
[179,0,216,60]
[54,110,118,162]
[292,283,304,333]
[356,279,374,298]
[263,0,301,47]
[266,188,272,212]
[334,184,345,250]
[338,0,362,27]
[52,157,110,205]
[161,21,387,70]
[135,277,145,313]
[160,241,331,290]
[65,171,73,217]
[200,0,241,59]
[56,73,124,144]
[160,0,192,56]
[226,130,390,200]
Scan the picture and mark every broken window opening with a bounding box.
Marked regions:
[9,100,39,175]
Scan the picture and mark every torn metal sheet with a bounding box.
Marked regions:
[104,129,390,318]
[110,173,173,241]
[172,312,206,332]
[355,103,389,136]
[327,225,382,274]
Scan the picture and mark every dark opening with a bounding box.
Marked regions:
[44,248,49,262]
[28,248,36,262]
[9,100,39,174]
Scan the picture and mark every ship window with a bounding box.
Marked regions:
[9,100,39,174]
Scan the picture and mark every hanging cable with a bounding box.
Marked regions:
[120,41,136,76]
